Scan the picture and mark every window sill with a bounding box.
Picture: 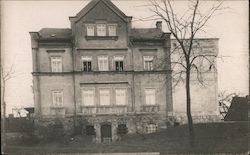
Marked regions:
[85,36,118,41]
[81,105,95,108]
[98,105,113,108]
[115,105,127,107]
[143,105,159,107]
[51,106,65,109]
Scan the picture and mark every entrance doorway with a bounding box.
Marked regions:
[101,124,112,142]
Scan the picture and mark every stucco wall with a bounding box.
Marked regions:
[39,75,74,116]
[171,39,219,117]
[38,47,73,72]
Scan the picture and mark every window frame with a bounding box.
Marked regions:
[99,88,111,106]
[98,56,109,71]
[145,88,156,105]
[146,123,157,133]
[114,56,124,71]
[86,24,95,36]
[96,23,107,36]
[117,124,128,135]
[108,24,117,36]
[52,90,63,107]
[143,56,154,71]
[50,56,62,72]
[81,88,95,107]
[115,88,127,106]
[81,56,92,71]
[85,125,96,136]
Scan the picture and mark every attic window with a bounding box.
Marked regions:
[51,33,56,37]
[85,23,118,40]
[97,24,106,36]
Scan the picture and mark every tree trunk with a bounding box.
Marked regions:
[186,67,195,147]
[1,82,6,153]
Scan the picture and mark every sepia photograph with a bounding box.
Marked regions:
[1,0,249,154]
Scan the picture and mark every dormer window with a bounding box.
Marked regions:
[96,24,106,36]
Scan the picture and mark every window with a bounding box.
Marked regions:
[146,124,157,133]
[108,24,117,36]
[51,57,62,72]
[52,91,63,107]
[145,88,156,105]
[85,125,95,135]
[97,24,106,36]
[82,89,95,106]
[98,56,109,71]
[117,124,128,135]
[99,89,110,106]
[143,56,154,71]
[115,89,126,105]
[86,25,94,36]
[114,56,124,71]
[82,56,92,71]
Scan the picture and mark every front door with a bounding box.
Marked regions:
[101,124,112,142]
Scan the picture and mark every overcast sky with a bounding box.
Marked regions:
[1,0,249,115]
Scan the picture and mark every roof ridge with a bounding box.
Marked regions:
[74,0,129,23]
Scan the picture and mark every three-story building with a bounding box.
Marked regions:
[30,0,172,142]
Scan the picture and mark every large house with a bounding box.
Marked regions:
[30,0,219,143]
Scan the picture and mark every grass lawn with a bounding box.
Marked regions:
[4,122,249,154]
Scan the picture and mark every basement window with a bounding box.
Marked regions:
[146,124,157,133]
[117,124,128,135]
[85,125,95,135]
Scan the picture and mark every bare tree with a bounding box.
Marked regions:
[218,91,241,120]
[1,63,16,153]
[146,0,225,147]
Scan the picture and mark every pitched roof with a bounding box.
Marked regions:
[75,0,130,23]
[37,28,167,41]
[38,28,72,40]
[224,97,249,121]
[130,28,165,40]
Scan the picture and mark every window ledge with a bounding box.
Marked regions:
[85,36,118,41]
[143,105,159,107]
[98,105,113,108]
[115,105,127,107]
[81,106,95,108]
[51,106,65,109]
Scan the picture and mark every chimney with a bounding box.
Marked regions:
[156,21,162,30]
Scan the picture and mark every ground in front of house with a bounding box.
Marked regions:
[3,122,249,155]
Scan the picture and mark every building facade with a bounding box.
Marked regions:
[30,0,172,143]
[30,0,219,142]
